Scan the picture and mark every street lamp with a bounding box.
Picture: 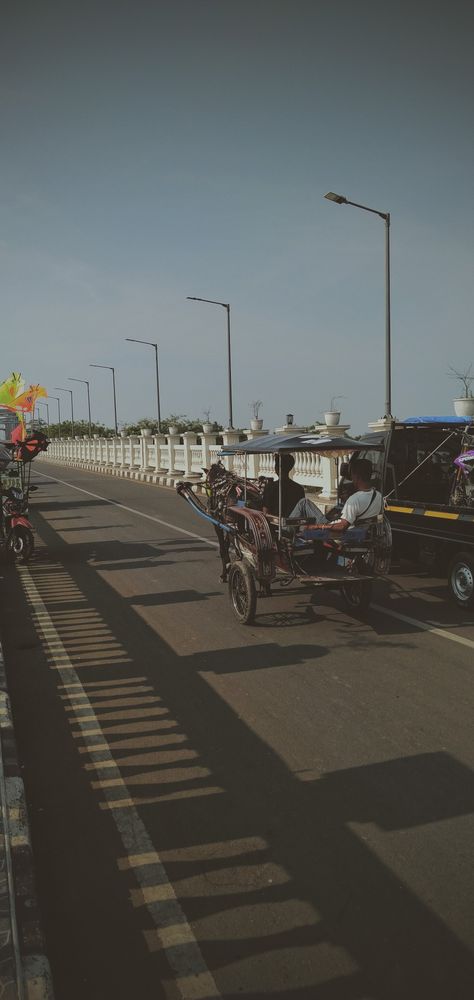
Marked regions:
[90,364,118,435]
[125,339,162,433]
[53,387,74,437]
[37,400,50,432]
[48,396,62,437]
[324,191,392,419]
[187,296,233,429]
[68,377,92,437]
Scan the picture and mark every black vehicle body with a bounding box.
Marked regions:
[354,418,474,608]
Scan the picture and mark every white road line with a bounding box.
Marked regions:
[34,470,219,548]
[35,470,474,651]
[371,604,474,650]
[19,564,221,1000]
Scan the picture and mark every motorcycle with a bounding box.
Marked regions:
[1,484,35,561]
[0,429,48,563]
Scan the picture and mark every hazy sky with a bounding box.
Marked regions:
[1,0,473,432]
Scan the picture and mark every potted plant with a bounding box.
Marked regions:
[202,408,213,434]
[324,395,345,426]
[250,400,263,431]
[449,365,474,418]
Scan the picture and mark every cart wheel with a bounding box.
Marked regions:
[228,561,257,624]
[341,580,372,612]
[7,528,34,562]
[447,551,474,609]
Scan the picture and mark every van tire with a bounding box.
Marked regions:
[447,551,474,609]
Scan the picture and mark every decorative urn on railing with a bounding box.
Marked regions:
[450,365,474,418]
[323,395,345,427]
[202,407,213,434]
[250,400,263,431]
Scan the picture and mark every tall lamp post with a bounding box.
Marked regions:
[53,387,74,437]
[90,364,118,435]
[324,191,392,419]
[187,296,233,429]
[49,396,62,438]
[125,339,162,433]
[37,400,50,432]
[68,377,92,437]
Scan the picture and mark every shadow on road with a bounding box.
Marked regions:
[1,504,473,1000]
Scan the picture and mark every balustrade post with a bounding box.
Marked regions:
[244,428,269,478]
[327,456,339,500]
[119,434,128,468]
[151,435,166,473]
[140,432,153,470]
[221,429,241,471]
[129,435,140,469]
[200,433,217,474]
[166,433,180,474]
[182,432,198,476]
[110,436,119,468]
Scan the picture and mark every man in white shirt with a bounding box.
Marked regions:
[290,458,383,533]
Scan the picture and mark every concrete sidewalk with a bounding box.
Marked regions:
[0,632,54,999]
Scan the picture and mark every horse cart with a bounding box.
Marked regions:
[177,433,391,624]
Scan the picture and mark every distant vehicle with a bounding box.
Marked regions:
[354,418,474,609]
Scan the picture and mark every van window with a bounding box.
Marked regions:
[388,430,459,504]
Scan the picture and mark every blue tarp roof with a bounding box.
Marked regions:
[402,416,474,424]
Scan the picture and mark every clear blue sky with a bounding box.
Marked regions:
[1,0,473,432]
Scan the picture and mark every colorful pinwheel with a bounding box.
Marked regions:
[0,372,48,442]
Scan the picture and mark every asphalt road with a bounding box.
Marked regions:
[1,460,473,1000]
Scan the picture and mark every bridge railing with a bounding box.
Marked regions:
[40,429,344,499]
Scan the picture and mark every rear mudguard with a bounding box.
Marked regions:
[227,506,275,582]
[11,515,33,531]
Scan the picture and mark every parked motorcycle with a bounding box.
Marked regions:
[1,484,36,561]
[0,429,48,563]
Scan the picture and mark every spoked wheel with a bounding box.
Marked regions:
[7,528,34,562]
[340,579,373,613]
[448,552,474,609]
[228,561,257,624]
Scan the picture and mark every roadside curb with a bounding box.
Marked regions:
[39,457,332,503]
[0,639,54,999]
[39,456,200,490]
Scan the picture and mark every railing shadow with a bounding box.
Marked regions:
[2,502,473,1000]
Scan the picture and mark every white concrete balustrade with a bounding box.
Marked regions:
[40,428,341,499]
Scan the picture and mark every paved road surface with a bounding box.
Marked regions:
[1,461,473,1000]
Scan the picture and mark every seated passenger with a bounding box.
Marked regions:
[262,454,305,517]
[291,458,383,533]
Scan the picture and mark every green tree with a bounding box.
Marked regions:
[40,419,114,438]
[122,414,224,435]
